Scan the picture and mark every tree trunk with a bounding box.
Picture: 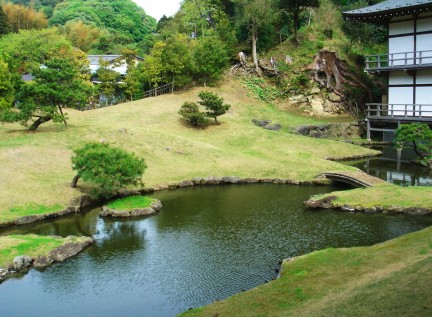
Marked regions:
[70,174,81,188]
[57,104,67,128]
[214,117,218,125]
[29,116,52,130]
[293,13,299,44]
[251,24,259,72]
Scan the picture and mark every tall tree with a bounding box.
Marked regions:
[2,2,48,33]
[1,46,93,130]
[0,57,14,110]
[235,0,277,72]
[279,0,320,43]
[0,5,12,36]
[96,58,121,106]
[194,33,229,86]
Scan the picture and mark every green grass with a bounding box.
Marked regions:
[180,226,432,317]
[0,76,379,221]
[310,184,432,209]
[106,196,154,210]
[0,203,63,222]
[0,234,64,268]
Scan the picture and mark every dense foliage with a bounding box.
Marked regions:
[0,29,93,129]
[71,142,146,195]
[394,123,432,168]
[197,91,230,124]
[179,102,208,126]
[49,0,156,52]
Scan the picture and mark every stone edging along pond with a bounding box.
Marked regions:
[0,236,94,283]
[0,176,330,228]
[304,195,432,215]
[100,199,162,218]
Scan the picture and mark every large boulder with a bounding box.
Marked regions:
[13,255,32,271]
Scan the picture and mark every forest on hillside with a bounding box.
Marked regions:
[0,0,387,128]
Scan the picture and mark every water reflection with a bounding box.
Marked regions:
[345,146,432,186]
[0,184,431,317]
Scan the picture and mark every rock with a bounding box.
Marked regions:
[203,176,222,185]
[364,207,377,214]
[252,119,271,127]
[130,207,155,217]
[242,178,259,183]
[179,180,194,187]
[15,215,45,225]
[304,195,337,209]
[168,182,180,189]
[99,206,129,217]
[310,130,325,138]
[33,255,54,268]
[192,177,205,185]
[151,200,163,211]
[310,86,321,94]
[263,124,281,131]
[13,255,32,271]
[118,128,128,134]
[222,176,241,184]
[0,267,8,281]
[341,205,355,212]
[49,238,94,262]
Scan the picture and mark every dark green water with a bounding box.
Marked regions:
[1,184,431,317]
[345,146,432,186]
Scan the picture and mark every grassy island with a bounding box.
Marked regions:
[106,196,155,210]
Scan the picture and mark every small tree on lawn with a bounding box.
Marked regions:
[197,91,230,124]
[71,142,146,196]
[394,123,432,167]
[178,101,207,126]
[1,46,93,130]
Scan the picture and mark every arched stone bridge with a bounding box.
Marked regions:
[319,171,387,188]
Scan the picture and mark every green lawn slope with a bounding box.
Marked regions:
[0,78,378,218]
[181,226,432,317]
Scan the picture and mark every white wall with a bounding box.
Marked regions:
[415,87,432,117]
[388,71,413,85]
[388,87,414,115]
[389,36,414,65]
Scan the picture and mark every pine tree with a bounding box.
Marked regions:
[0,6,12,36]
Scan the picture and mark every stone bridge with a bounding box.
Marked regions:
[319,171,387,188]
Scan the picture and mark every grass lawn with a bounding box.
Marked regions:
[106,196,155,210]
[0,234,88,268]
[310,183,432,210]
[181,226,432,317]
[0,77,379,220]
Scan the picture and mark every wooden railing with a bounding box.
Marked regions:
[365,50,432,69]
[143,83,173,98]
[366,103,432,118]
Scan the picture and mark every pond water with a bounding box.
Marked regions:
[1,184,432,317]
[344,146,432,186]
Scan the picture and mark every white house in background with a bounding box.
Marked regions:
[87,55,144,77]
[344,0,432,140]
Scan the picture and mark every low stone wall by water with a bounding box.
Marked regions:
[304,195,432,215]
[0,236,94,283]
[100,199,162,218]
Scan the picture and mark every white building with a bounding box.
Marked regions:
[344,0,432,140]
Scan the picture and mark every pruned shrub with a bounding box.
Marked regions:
[178,102,207,126]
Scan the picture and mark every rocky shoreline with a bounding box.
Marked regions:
[0,236,94,283]
[304,195,432,215]
[100,199,162,217]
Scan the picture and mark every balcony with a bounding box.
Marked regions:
[366,103,432,121]
[365,50,432,72]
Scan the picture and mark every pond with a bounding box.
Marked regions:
[1,184,432,317]
[344,146,432,186]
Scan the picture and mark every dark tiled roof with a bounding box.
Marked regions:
[344,0,432,21]
[87,55,123,65]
